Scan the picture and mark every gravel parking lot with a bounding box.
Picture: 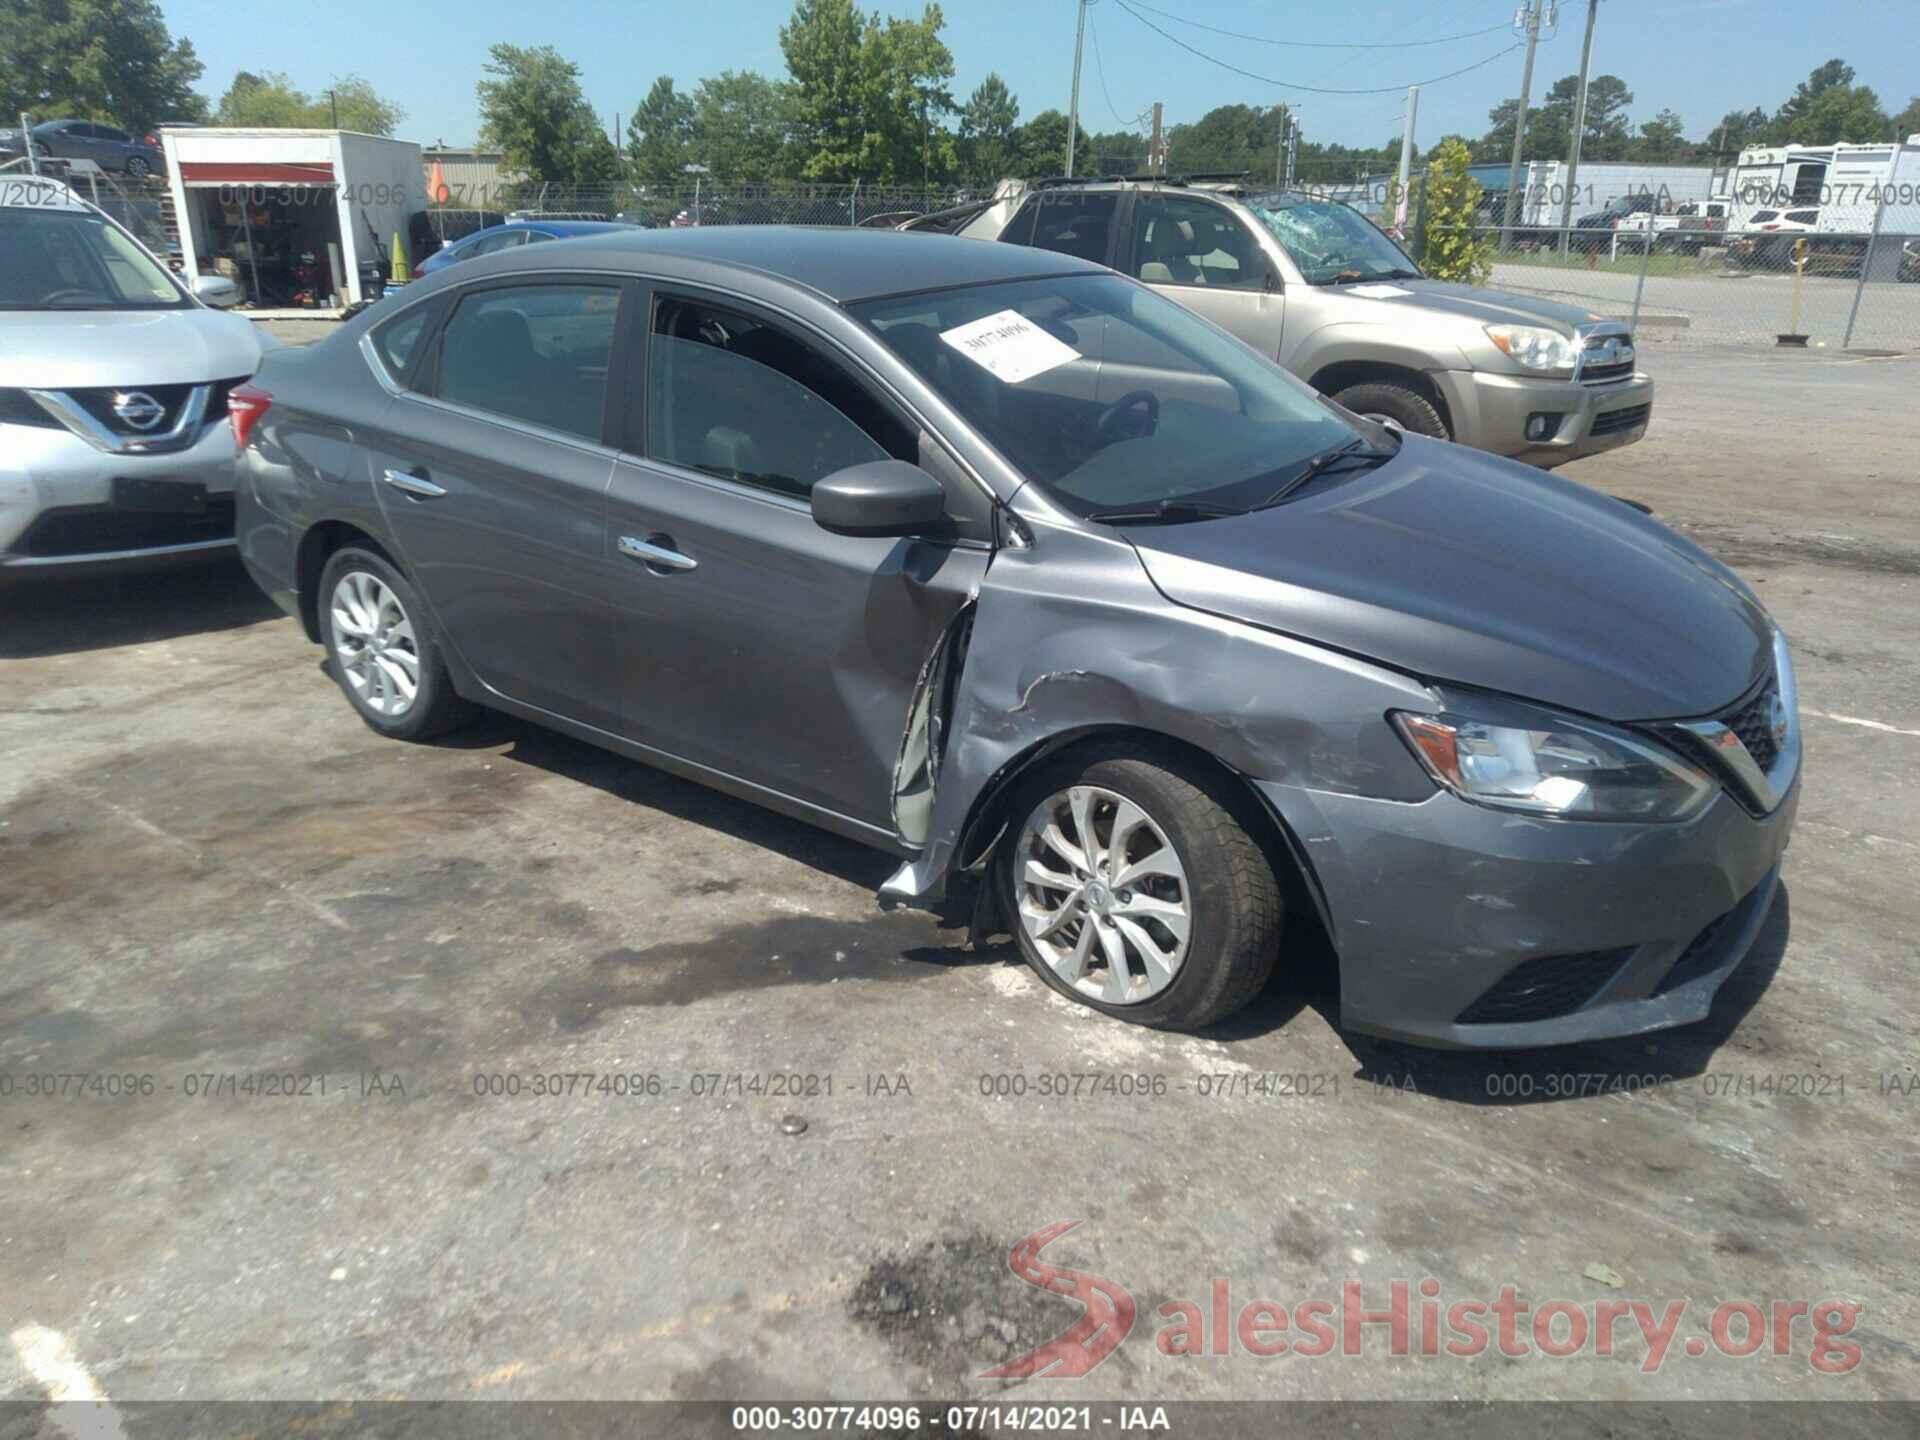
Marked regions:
[3,341,1917,1416]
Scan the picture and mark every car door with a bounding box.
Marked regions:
[1119,192,1283,356]
[361,276,629,731]
[603,285,991,835]
[92,125,133,168]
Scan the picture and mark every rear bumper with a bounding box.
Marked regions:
[1255,771,1798,1050]
[1,419,239,572]
[1436,369,1654,468]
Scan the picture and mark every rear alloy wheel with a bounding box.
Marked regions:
[125,156,151,179]
[318,546,471,740]
[1000,750,1282,1030]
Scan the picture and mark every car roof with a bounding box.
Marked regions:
[0,177,97,214]
[503,219,631,236]
[435,225,1108,304]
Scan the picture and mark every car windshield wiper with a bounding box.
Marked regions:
[1326,268,1421,284]
[1086,498,1247,525]
[1257,438,1397,509]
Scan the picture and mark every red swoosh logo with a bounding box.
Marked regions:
[979,1221,1135,1379]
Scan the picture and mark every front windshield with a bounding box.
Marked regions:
[1241,195,1421,286]
[0,206,188,310]
[852,273,1358,517]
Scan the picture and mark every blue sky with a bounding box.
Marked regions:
[157,0,1919,157]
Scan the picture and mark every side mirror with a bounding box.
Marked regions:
[193,274,242,308]
[811,460,947,538]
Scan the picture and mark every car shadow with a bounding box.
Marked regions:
[0,554,283,659]
[431,709,926,899]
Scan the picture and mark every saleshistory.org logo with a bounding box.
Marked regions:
[981,1222,1863,1379]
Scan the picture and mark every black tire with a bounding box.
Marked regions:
[997,746,1283,1032]
[317,545,472,740]
[125,156,151,179]
[1331,381,1449,440]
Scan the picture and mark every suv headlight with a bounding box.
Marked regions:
[1391,696,1715,822]
[1484,324,1577,372]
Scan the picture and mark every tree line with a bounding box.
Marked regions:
[6,0,1918,191]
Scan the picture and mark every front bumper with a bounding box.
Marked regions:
[1435,368,1654,468]
[1257,771,1798,1049]
[1,418,239,574]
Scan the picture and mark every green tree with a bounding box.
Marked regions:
[958,73,1019,183]
[780,0,958,183]
[1791,82,1888,144]
[1009,109,1089,178]
[476,43,620,185]
[779,0,871,179]
[1893,96,1920,141]
[1085,129,1146,176]
[1165,102,1290,179]
[1416,137,1490,285]
[626,76,693,188]
[1480,74,1631,164]
[1771,59,1856,141]
[688,71,792,180]
[1711,106,1769,156]
[0,0,206,131]
[215,71,403,134]
[1634,109,1689,162]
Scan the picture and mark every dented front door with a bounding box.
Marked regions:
[606,455,987,835]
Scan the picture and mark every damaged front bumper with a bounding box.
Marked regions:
[1251,774,1797,1049]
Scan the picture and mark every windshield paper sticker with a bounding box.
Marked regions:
[939,309,1079,384]
[1343,284,1413,299]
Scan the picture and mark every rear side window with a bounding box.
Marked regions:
[1785,209,1818,225]
[645,295,903,500]
[1028,193,1117,264]
[369,304,434,387]
[432,283,619,441]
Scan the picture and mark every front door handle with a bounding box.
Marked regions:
[381,467,446,498]
[618,534,697,573]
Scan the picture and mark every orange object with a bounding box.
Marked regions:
[427,160,449,206]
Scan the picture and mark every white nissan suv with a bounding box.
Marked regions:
[1,177,264,575]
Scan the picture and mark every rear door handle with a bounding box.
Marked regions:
[381,468,446,498]
[618,534,697,572]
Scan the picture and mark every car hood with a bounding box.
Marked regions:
[1125,437,1772,722]
[1319,277,1601,333]
[0,308,262,388]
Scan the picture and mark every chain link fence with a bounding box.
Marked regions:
[423,180,981,244]
[1475,222,1920,352]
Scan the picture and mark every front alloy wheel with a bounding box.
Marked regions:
[999,749,1283,1031]
[1015,785,1192,1005]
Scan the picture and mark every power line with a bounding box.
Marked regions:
[1088,10,1149,132]
[1113,1,1524,96]
[1124,1,1511,50]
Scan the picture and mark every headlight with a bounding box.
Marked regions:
[1391,698,1715,822]
[1484,324,1577,372]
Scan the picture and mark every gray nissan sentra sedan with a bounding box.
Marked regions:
[231,227,1799,1047]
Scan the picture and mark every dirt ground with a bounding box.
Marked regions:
[2,343,1916,1420]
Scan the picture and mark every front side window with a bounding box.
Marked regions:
[1242,195,1421,286]
[646,296,904,499]
[855,273,1357,519]
[432,283,618,441]
[0,206,186,310]
[1131,196,1265,291]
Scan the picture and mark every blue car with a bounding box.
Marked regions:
[416,220,638,276]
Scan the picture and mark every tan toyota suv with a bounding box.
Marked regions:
[914,176,1653,468]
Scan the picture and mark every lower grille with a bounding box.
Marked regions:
[1456,947,1636,1026]
[1580,359,1635,384]
[1653,910,1735,995]
[17,498,235,558]
[1591,404,1651,436]
[1724,683,1781,770]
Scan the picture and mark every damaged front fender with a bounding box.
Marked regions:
[882,510,1437,908]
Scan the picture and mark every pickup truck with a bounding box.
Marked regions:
[1615,199,1730,254]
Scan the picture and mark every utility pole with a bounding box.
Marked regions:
[1395,85,1420,231]
[1150,102,1164,177]
[1283,112,1300,189]
[1500,1,1548,246]
[1275,106,1287,186]
[1065,0,1088,177]
[329,89,339,128]
[1557,0,1600,255]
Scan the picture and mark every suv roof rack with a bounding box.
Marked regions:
[1026,170,1262,192]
